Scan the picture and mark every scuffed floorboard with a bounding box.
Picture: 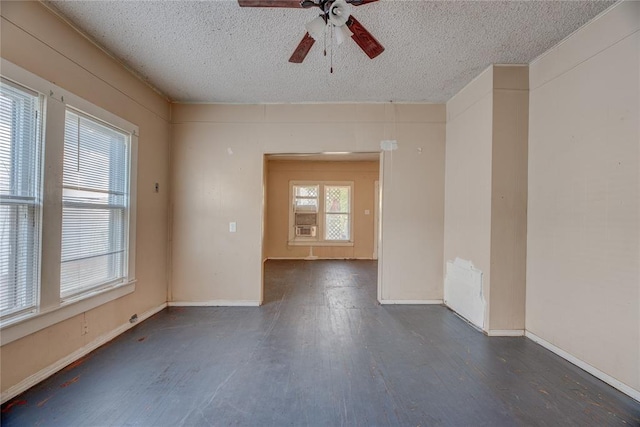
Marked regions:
[2,260,639,426]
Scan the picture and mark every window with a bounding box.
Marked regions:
[324,185,350,241]
[0,79,42,319]
[61,110,130,298]
[0,59,138,345]
[293,185,319,238]
[289,181,353,245]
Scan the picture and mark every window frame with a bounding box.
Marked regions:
[323,184,352,242]
[291,183,320,243]
[0,78,44,320]
[0,59,138,346]
[60,108,131,299]
[288,180,354,247]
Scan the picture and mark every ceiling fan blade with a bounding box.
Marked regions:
[346,0,379,6]
[289,33,316,63]
[238,0,303,8]
[346,15,384,59]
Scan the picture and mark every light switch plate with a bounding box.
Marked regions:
[229,222,237,233]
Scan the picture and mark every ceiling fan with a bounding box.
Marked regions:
[238,0,384,64]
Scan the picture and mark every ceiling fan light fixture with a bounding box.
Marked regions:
[334,23,353,45]
[328,0,350,27]
[305,15,326,41]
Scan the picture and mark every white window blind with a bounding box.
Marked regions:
[0,79,42,318]
[61,110,129,298]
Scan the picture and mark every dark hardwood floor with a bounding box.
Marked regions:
[2,260,639,426]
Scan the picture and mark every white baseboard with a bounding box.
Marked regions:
[525,331,640,403]
[1,302,167,404]
[379,299,443,305]
[487,329,525,337]
[168,300,261,307]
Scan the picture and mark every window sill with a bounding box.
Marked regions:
[287,241,354,247]
[0,280,136,346]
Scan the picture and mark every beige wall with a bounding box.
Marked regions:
[444,68,494,327]
[527,0,639,394]
[0,2,171,394]
[265,160,379,259]
[489,68,529,331]
[444,65,528,332]
[170,103,446,303]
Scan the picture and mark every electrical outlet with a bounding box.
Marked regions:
[81,320,89,336]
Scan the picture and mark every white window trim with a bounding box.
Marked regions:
[0,78,44,319]
[288,180,354,247]
[60,108,132,299]
[0,59,138,346]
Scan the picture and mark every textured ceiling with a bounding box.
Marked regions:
[47,0,614,103]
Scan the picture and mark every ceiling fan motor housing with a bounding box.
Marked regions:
[328,0,350,26]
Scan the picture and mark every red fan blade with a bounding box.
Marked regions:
[346,15,384,59]
[289,33,316,63]
[347,0,379,6]
[238,0,303,8]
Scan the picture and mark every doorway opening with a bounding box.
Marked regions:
[261,152,382,305]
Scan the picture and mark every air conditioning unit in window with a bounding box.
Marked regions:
[295,204,317,212]
[295,213,317,226]
[295,225,317,237]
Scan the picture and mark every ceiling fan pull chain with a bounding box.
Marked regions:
[323,22,327,56]
[330,52,333,73]
[330,24,334,73]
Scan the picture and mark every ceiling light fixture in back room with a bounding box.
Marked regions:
[238,0,384,72]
